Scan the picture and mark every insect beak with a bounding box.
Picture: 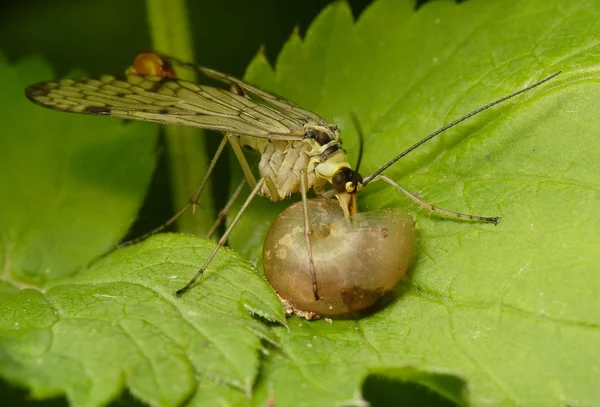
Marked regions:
[336,191,359,217]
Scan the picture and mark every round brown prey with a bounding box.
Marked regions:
[263,198,415,317]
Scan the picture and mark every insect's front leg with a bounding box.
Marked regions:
[300,170,320,300]
[228,134,258,189]
[372,175,500,224]
[227,134,279,201]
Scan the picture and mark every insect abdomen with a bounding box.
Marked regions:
[256,140,314,201]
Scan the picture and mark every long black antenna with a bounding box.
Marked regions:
[350,112,365,173]
[363,71,561,185]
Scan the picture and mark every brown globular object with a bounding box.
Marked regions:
[263,198,415,317]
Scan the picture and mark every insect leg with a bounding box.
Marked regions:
[227,135,283,201]
[175,177,267,297]
[373,174,500,224]
[206,177,247,239]
[300,170,320,300]
[121,134,229,246]
[227,135,258,189]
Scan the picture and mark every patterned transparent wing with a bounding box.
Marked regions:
[193,64,327,125]
[144,53,329,127]
[25,73,317,141]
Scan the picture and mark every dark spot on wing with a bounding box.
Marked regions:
[230,83,246,97]
[25,85,49,99]
[84,106,112,115]
[158,108,170,114]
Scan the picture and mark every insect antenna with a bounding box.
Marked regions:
[350,112,365,173]
[363,71,561,185]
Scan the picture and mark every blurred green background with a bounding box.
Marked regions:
[1,0,372,76]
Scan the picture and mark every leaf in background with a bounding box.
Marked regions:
[0,54,157,285]
[228,0,600,406]
[0,54,285,406]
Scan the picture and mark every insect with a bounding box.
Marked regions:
[25,52,561,299]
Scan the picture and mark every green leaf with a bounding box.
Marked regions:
[0,233,285,407]
[230,0,600,406]
[0,54,157,285]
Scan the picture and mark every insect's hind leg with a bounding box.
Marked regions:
[205,177,247,239]
[373,174,500,224]
[175,177,267,297]
[204,135,267,239]
[300,170,320,300]
[121,135,230,246]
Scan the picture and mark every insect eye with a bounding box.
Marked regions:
[332,172,345,192]
[332,168,351,192]
[332,168,363,193]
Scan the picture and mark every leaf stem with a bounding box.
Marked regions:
[144,0,214,235]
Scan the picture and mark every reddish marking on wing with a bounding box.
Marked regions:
[126,52,176,78]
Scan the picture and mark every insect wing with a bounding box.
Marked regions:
[25,73,311,141]
[194,64,327,125]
